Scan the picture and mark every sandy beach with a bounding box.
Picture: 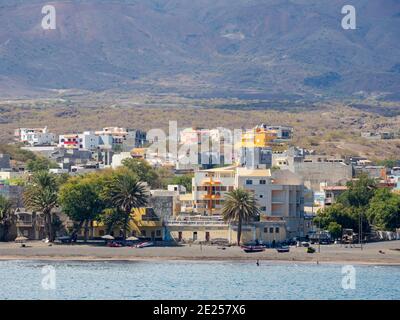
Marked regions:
[0,240,399,265]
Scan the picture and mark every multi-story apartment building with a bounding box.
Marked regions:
[59,127,147,152]
[96,127,147,151]
[16,127,55,146]
[189,165,305,239]
[192,166,236,216]
[58,132,99,150]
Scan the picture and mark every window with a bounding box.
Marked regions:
[141,230,147,237]
[260,206,266,211]
[260,179,266,185]
[156,230,161,237]
[269,227,274,233]
[99,230,105,237]
[259,194,264,198]
[246,179,253,185]
[275,227,280,233]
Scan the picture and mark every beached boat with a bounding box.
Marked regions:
[135,241,154,248]
[276,246,290,253]
[241,245,265,253]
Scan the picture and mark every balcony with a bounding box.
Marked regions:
[202,194,221,200]
[201,180,221,186]
[271,198,285,204]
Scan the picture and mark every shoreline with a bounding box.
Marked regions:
[0,240,399,266]
[1,255,400,266]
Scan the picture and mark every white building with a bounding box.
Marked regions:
[58,132,99,150]
[168,184,187,194]
[16,127,55,146]
[95,127,146,151]
[111,152,132,169]
[191,165,305,238]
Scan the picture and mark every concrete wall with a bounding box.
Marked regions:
[168,222,287,244]
[289,162,352,191]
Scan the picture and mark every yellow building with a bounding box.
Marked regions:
[88,207,165,241]
[241,128,277,148]
[240,127,290,153]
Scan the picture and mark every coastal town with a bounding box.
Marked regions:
[0,123,399,263]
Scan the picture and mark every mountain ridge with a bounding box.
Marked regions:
[0,0,399,100]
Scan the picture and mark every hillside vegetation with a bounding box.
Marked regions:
[0,94,399,160]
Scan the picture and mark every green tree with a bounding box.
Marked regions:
[327,221,342,240]
[154,167,174,189]
[23,171,59,241]
[314,204,358,230]
[376,159,398,169]
[99,208,126,235]
[367,188,400,231]
[338,174,376,208]
[59,175,105,242]
[222,188,260,245]
[122,158,159,188]
[169,174,193,191]
[0,195,14,242]
[102,172,148,239]
[26,157,59,172]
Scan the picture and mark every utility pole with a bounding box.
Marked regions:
[318,217,321,253]
[359,212,363,250]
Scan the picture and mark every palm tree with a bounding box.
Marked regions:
[103,172,148,239]
[0,195,13,242]
[23,171,59,241]
[222,188,260,245]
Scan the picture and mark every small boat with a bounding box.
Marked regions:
[135,241,154,248]
[107,242,123,247]
[241,245,265,253]
[276,246,290,253]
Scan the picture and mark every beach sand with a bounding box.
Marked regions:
[0,240,400,265]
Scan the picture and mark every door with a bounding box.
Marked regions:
[193,232,198,241]
[205,232,210,242]
[178,232,182,242]
[151,231,155,241]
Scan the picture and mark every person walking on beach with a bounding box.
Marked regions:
[256,260,260,266]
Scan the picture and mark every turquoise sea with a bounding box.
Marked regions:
[1,260,399,300]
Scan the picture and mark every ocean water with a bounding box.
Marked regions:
[1,260,399,300]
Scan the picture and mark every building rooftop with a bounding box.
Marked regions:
[322,186,348,191]
[236,167,271,177]
[199,165,237,173]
